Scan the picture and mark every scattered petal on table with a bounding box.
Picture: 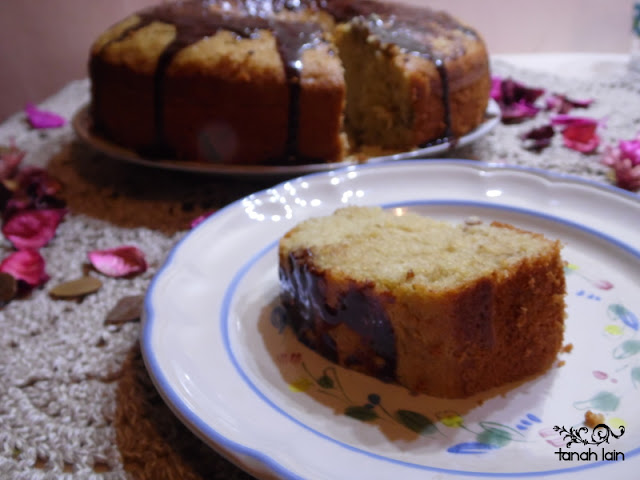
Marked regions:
[601,133,640,191]
[88,245,148,277]
[2,208,66,249]
[492,76,545,124]
[520,124,555,151]
[1,208,67,250]
[501,100,540,124]
[546,93,593,114]
[17,166,64,198]
[25,103,66,129]
[551,115,601,153]
[0,249,49,287]
[190,211,214,229]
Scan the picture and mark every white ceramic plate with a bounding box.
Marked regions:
[72,101,499,178]
[141,160,640,479]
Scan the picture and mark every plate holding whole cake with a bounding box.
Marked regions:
[87,0,491,166]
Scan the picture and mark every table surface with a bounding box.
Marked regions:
[0,53,639,480]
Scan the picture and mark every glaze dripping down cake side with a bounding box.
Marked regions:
[88,0,491,165]
[278,206,566,399]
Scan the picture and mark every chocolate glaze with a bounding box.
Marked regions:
[93,0,478,160]
[280,248,397,382]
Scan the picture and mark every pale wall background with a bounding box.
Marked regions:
[0,0,634,122]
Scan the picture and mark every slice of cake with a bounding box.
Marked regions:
[278,206,566,399]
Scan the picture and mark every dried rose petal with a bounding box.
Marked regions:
[0,142,26,180]
[490,76,503,101]
[545,93,593,114]
[492,77,545,124]
[520,124,555,151]
[607,158,640,191]
[0,249,49,287]
[551,115,601,153]
[2,168,65,218]
[17,167,63,198]
[25,103,66,129]
[190,211,214,229]
[501,100,540,124]
[88,246,147,277]
[618,138,640,164]
[602,139,640,191]
[501,78,545,104]
[2,208,67,250]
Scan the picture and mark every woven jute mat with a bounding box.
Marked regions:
[115,344,255,480]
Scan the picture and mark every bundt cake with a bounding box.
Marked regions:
[278,206,566,399]
[88,0,491,165]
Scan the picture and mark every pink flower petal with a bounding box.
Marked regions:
[190,211,214,229]
[600,132,640,190]
[491,77,545,124]
[520,124,555,151]
[550,114,597,127]
[490,76,503,101]
[501,100,540,124]
[609,158,640,191]
[25,103,66,129]
[618,138,640,166]
[551,115,601,153]
[88,246,147,277]
[2,208,67,250]
[545,93,593,114]
[0,249,49,286]
[17,167,63,197]
[501,78,545,104]
[561,124,600,153]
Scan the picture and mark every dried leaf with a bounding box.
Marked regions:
[105,295,144,325]
[49,276,102,299]
[0,272,17,303]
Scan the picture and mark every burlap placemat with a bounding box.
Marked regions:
[0,58,638,479]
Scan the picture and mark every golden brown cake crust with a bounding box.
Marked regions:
[89,0,490,165]
[278,207,566,399]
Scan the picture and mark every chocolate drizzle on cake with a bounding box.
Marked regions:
[280,248,397,382]
[93,0,326,160]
